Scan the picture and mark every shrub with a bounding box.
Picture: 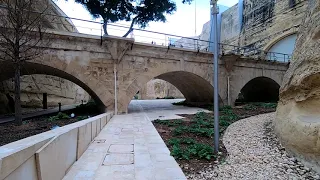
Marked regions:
[170,142,215,160]
[48,112,69,122]
[164,96,175,99]
[261,103,277,109]
[219,105,232,111]
[244,104,257,110]
[172,100,186,105]
[76,116,88,121]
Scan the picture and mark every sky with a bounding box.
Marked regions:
[54,0,238,44]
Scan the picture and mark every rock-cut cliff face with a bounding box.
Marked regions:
[274,0,320,173]
[0,75,90,114]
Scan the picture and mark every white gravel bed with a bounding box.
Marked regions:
[187,113,320,180]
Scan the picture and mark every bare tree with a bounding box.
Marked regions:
[0,0,49,125]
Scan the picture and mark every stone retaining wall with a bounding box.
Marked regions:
[0,112,113,180]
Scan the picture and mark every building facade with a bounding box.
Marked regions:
[220,0,307,61]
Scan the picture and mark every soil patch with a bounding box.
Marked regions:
[153,103,276,175]
[0,102,101,146]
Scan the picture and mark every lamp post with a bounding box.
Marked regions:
[211,0,219,153]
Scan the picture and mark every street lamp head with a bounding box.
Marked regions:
[211,0,219,14]
[210,0,218,6]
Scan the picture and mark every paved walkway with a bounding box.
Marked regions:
[63,99,208,180]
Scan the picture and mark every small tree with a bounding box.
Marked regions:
[0,0,49,125]
[75,0,193,37]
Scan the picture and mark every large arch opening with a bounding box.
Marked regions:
[127,71,222,113]
[236,77,280,104]
[0,61,105,114]
[266,33,297,62]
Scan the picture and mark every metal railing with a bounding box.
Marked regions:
[219,43,291,63]
[0,5,292,63]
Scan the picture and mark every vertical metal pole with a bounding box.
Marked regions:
[211,0,219,153]
[194,0,197,50]
[227,76,230,106]
[114,64,118,115]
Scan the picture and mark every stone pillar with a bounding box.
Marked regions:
[274,0,320,173]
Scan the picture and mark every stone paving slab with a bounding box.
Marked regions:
[63,102,187,180]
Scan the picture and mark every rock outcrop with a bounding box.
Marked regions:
[274,0,320,173]
[140,79,184,99]
[0,75,90,113]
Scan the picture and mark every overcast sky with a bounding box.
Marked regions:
[55,0,238,44]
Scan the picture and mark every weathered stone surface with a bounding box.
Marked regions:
[221,0,307,51]
[0,75,90,109]
[274,0,320,174]
[0,31,288,114]
[140,79,183,99]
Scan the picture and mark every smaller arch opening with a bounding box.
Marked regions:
[236,77,280,105]
[127,71,223,113]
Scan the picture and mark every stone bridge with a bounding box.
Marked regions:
[0,31,288,114]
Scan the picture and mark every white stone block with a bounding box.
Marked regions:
[77,123,92,160]
[102,153,134,165]
[4,155,38,180]
[108,144,133,153]
[0,138,51,180]
[91,121,97,140]
[36,128,78,180]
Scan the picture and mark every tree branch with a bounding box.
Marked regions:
[122,16,138,38]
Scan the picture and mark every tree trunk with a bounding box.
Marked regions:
[123,17,138,38]
[123,28,133,38]
[14,62,22,125]
[103,20,108,36]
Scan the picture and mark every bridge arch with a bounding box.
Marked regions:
[119,69,222,113]
[0,61,112,110]
[235,76,280,104]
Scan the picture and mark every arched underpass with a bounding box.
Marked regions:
[0,62,106,111]
[236,77,280,104]
[127,71,222,113]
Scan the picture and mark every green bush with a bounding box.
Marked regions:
[164,96,175,99]
[261,103,277,109]
[172,101,186,106]
[244,104,257,110]
[170,142,215,160]
[168,138,196,146]
[76,116,88,121]
[48,112,69,122]
[219,105,232,111]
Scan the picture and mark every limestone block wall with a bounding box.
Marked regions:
[220,4,240,45]
[274,0,320,173]
[0,75,90,109]
[220,0,307,51]
[0,112,113,180]
[140,79,184,99]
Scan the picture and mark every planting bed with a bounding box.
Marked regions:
[0,102,101,146]
[153,102,277,174]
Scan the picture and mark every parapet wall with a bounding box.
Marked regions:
[0,112,113,180]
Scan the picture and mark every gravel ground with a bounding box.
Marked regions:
[187,113,320,180]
